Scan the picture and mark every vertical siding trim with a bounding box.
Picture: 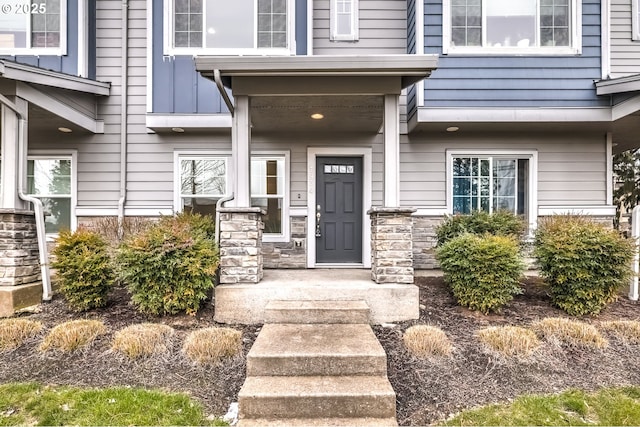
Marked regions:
[634,0,640,40]
[606,132,613,205]
[78,0,87,77]
[307,0,313,54]
[147,0,153,112]
[416,0,424,107]
[602,0,611,78]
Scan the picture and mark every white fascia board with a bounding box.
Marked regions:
[612,95,640,121]
[146,114,232,130]
[417,107,613,123]
[0,61,110,95]
[16,82,105,133]
[538,205,616,216]
[412,207,449,216]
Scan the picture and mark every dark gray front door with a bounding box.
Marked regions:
[315,157,363,263]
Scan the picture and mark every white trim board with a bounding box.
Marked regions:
[307,147,372,269]
[538,206,616,216]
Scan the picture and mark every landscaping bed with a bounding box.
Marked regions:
[1,275,640,425]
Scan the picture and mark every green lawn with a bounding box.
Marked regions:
[0,383,227,426]
[443,387,640,426]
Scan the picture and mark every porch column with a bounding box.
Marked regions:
[231,95,251,207]
[218,207,264,284]
[368,207,416,284]
[383,93,400,207]
[1,101,27,210]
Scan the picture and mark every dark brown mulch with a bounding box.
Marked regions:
[2,276,640,425]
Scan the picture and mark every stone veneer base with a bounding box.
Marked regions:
[0,282,42,317]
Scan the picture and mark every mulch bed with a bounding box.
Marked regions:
[2,275,640,425]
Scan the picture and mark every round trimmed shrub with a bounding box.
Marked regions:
[52,228,114,311]
[534,215,635,316]
[436,210,526,246]
[117,212,219,316]
[436,233,525,314]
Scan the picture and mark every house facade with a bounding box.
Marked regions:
[0,0,638,318]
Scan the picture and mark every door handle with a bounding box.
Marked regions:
[315,205,322,238]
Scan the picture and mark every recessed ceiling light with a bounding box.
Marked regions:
[311,113,324,120]
[446,126,459,132]
[171,127,185,133]
[58,127,72,133]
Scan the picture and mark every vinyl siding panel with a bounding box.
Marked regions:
[423,0,607,108]
[610,0,640,77]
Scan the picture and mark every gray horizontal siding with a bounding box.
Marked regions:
[610,0,640,78]
[399,133,607,207]
[423,0,607,108]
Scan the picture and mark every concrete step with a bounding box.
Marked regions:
[247,324,387,377]
[239,375,396,420]
[264,300,370,324]
[238,417,398,426]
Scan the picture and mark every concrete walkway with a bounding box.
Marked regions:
[237,300,398,426]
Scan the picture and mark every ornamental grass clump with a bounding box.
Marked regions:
[534,215,635,316]
[477,326,541,357]
[0,319,43,350]
[600,320,640,344]
[436,233,525,314]
[112,323,175,358]
[117,212,219,316]
[435,209,526,246]
[39,319,107,353]
[52,228,114,311]
[403,325,453,358]
[182,327,242,365]
[532,317,608,349]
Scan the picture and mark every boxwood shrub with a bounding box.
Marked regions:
[436,210,526,246]
[52,228,114,311]
[117,212,219,316]
[534,215,635,316]
[436,233,525,314]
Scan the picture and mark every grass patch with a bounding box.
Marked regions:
[402,325,453,358]
[112,323,175,358]
[600,320,640,344]
[0,382,226,426]
[0,319,42,351]
[443,387,640,426]
[182,327,242,365]
[532,317,608,349]
[39,319,107,353]
[477,326,541,357]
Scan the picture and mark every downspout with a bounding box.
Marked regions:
[630,205,640,301]
[214,69,234,116]
[0,94,52,301]
[215,193,235,245]
[117,0,129,238]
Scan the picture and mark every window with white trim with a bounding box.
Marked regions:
[0,0,66,54]
[445,0,579,53]
[330,0,358,41]
[167,0,290,54]
[251,156,285,236]
[178,156,228,217]
[450,155,531,217]
[27,156,73,234]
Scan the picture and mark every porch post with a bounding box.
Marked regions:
[1,102,27,210]
[231,95,251,207]
[383,93,400,207]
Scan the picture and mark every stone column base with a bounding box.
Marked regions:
[218,207,264,284]
[368,207,416,284]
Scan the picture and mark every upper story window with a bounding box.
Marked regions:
[0,0,66,55]
[166,0,292,55]
[330,0,359,41]
[444,0,581,54]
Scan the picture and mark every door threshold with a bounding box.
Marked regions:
[313,263,366,269]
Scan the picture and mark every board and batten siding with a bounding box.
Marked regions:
[399,133,608,208]
[422,0,608,107]
[610,0,640,78]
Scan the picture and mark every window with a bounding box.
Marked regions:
[330,0,358,41]
[633,0,640,41]
[448,151,537,229]
[27,156,73,234]
[444,0,580,53]
[251,156,285,236]
[178,156,228,217]
[167,0,291,54]
[0,0,66,54]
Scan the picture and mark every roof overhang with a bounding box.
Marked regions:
[596,73,640,96]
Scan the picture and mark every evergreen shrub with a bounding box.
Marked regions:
[436,233,525,314]
[534,215,635,315]
[436,210,526,246]
[52,228,114,311]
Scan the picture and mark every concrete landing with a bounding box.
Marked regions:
[264,300,370,324]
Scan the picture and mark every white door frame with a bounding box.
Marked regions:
[307,146,372,268]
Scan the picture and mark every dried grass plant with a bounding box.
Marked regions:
[403,325,453,358]
[39,319,107,353]
[599,320,640,344]
[0,319,43,350]
[532,317,608,349]
[477,326,541,357]
[112,323,175,358]
[182,327,242,364]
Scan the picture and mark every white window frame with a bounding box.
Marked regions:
[330,0,359,41]
[173,150,290,243]
[27,150,77,236]
[633,0,640,41]
[163,0,295,56]
[446,149,538,232]
[0,0,67,56]
[442,0,582,55]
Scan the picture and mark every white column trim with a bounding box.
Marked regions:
[384,94,400,207]
[147,0,153,113]
[306,147,372,269]
[606,132,613,205]
[601,0,611,79]
[231,95,251,207]
[77,0,88,78]
[1,104,25,209]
